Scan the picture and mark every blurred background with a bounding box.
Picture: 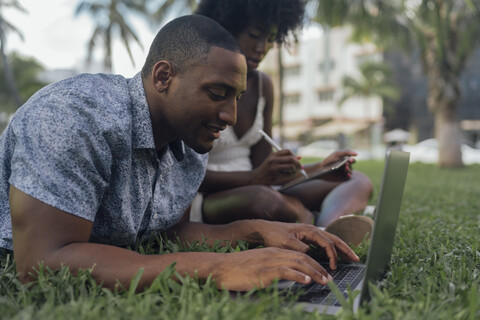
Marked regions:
[1,0,479,167]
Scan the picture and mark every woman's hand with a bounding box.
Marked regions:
[251,149,304,185]
[317,150,357,182]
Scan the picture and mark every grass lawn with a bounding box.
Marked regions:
[1,160,479,319]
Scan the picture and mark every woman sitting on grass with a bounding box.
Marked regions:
[193,0,374,245]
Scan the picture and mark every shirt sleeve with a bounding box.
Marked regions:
[8,91,112,221]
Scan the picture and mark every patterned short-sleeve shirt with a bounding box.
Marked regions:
[0,72,208,250]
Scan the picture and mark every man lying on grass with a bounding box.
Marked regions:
[0,15,358,291]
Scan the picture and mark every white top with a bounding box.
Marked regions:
[207,73,265,172]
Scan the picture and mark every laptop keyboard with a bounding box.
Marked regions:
[288,263,365,306]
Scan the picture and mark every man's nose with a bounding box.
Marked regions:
[218,99,237,126]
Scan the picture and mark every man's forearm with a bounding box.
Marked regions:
[22,242,222,290]
[168,220,264,247]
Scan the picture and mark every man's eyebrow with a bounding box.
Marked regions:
[210,83,244,95]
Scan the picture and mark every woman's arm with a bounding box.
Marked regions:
[199,148,303,193]
[250,71,275,168]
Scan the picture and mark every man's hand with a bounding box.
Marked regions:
[248,220,359,271]
[210,247,333,291]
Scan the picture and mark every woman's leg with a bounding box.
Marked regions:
[202,185,314,224]
[282,171,373,227]
[317,171,373,226]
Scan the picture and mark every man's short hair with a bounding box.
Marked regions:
[141,15,243,77]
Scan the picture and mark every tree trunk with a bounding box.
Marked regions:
[428,75,463,168]
[423,26,464,168]
[105,26,113,73]
[434,106,463,168]
[277,47,284,145]
[0,20,22,108]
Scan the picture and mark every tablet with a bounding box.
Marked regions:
[277,157,351,192]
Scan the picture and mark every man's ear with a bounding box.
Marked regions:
[152,61,175,93]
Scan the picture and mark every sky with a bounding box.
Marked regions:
[4,0,157,78]
[4,0,323,78]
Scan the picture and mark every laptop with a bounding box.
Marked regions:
[278,149,410,314]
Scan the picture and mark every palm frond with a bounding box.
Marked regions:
[118,23,143,65]
[151,0,197,24]
[75,1,105,17]
[76,0,152,70]
[86,26,104,64]
[152,0,178,23]
[339,60,399,106]
[0,16,24,41]
[0,0,26,12]
[0,0,26,42]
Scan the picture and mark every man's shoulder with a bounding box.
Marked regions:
[58,73,130,102]
[12,73,137,150]
[32,73,131,121]
[21,73,129,117]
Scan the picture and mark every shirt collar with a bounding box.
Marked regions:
[128,72,185,162]
[128,72,155,150]
[168,139,185,161]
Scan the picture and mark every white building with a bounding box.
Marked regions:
[260,25,385,154]
[38,60,109,84]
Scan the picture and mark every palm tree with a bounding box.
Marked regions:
[75,0,148,72]
[0,52,46,114]
[339,61,400,118]
[312,0,480,168]
[339,61,399,151]
[0,52,46,133]
[148,0,197,24]
[0,0,26,108]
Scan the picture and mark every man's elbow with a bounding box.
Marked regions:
[14,254,41,284]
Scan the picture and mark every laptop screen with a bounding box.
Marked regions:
[359,149,410,302]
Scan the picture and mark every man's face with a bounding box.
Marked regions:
[165,47,247,154]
